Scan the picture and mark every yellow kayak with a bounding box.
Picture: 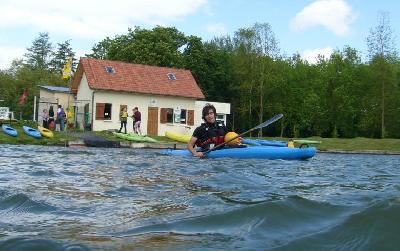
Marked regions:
[165,131,191,143]
[38,126,54,138]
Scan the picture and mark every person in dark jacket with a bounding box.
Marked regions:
[133,107,141,135]
[187,104,228,158]
[48,106,55,130]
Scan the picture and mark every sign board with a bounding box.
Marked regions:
[0,107,9,119]
[174,106,181,123]
[149,98,157,107]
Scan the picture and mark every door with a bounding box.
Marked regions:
[84,103,91,130]
[147,107,158,136]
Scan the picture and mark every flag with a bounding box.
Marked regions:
[62,57,72,79]
[18,89,28,105]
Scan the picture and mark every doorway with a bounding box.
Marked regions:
[147,107,158,135]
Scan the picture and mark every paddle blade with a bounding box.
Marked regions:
[254,114,283,130]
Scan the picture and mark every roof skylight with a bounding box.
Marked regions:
[105,66,115,74]
[167,73,176,80]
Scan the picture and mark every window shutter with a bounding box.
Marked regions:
[96,103,105,120]
[187,110,194,125]
[160,108,168,123]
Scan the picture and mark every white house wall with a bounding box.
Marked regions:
[93,91,196,135]
[39,90,74,108]
[76,74,93,104]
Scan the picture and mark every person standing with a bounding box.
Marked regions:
[133,107,142,135]
[48,106,55,130]
[187,103,229,158]
[118,107,128,134]
[42,108,49,128]
[57,105,66,131]
[131,108,136,131]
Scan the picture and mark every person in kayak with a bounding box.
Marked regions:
[188,104,228,158]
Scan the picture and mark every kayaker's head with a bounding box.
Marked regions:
[202,104,216,124]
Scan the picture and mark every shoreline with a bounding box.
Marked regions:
[2,140,400,155]
[2,131,400,155]
[66,139,400,155]
[317,149,400,155]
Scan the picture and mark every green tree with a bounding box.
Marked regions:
[86,37,114,59]
[366,12,397,138]
[24,32,53,70]
[89,26,188,68]
[231,23,280,136]
[50,40,76,74]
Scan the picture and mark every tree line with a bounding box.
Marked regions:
[0,14,399,138]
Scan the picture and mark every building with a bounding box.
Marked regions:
[71,58,230,136]
[35,85,75,123]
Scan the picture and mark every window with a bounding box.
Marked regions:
[105,66,115,74]
[167,73,176,80]
[179,109,187,124]
[104,103,112,119]
[160,108,194,125]
[96,103,112,120]
[216,114,225,123]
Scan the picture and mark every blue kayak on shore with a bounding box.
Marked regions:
[161,146,316,160]
[2,124,18,137]
[23,126,42,139]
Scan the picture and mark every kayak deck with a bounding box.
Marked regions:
[161,146,316,160]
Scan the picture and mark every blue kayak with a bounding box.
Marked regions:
[242,138,287,147]
[2,124,18,137]
[161,146,316,160]
[23,126,42,139]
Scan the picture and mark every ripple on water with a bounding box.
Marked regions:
[0,145,399,250]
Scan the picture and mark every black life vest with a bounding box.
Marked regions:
[196,122,227,149]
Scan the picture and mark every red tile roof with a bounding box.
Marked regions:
[71,57,205,99]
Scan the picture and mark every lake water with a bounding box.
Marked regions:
[0,144,399,250]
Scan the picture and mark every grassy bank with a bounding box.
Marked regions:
[1,123,400,153]
[269,137,400,152]
[0,121,75,146]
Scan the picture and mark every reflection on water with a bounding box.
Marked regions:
[0,144,399,250]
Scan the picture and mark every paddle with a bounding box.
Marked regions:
[203,113,284,155]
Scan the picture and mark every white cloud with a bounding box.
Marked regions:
[290,0,356,36]
[301,47,333,64]
[0,0,208,39]
[0,45,25,69]
[206,22,227,36]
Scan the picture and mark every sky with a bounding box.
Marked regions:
[0,0,399,70]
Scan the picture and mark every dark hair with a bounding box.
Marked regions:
[202,103,216,120]
[134,107,138,110]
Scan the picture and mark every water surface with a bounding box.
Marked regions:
[0,144,399,250]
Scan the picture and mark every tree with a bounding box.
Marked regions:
[24,32,53,70]
[86,37,113,59]
[233,23,280,136]
[88,26,189,68]
[50,40,76,74]
[366,12,397,138]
